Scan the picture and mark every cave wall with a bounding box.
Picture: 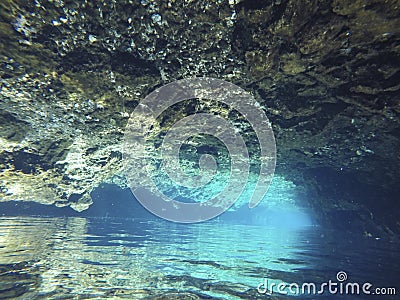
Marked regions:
[0,0,399,232]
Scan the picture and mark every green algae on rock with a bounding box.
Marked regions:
[0,0,399,233]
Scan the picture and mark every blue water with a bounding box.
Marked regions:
[0,216,398,299]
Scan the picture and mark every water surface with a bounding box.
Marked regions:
[0,217,398,299]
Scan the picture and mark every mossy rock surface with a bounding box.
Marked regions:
[0,0,399,233]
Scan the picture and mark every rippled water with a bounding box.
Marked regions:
[0,217,398,299]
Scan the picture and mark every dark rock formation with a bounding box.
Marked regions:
[1,0,399,233]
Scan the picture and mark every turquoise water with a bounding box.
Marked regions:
[0,217,398,299]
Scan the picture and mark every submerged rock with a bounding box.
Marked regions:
[0,0,399,233]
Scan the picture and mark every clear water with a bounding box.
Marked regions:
[1,217,398,299]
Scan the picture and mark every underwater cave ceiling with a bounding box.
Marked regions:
[0,0,399,232]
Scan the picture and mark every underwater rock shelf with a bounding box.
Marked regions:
[0,1,399,233]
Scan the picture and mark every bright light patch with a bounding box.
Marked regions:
[223,175,314,228]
